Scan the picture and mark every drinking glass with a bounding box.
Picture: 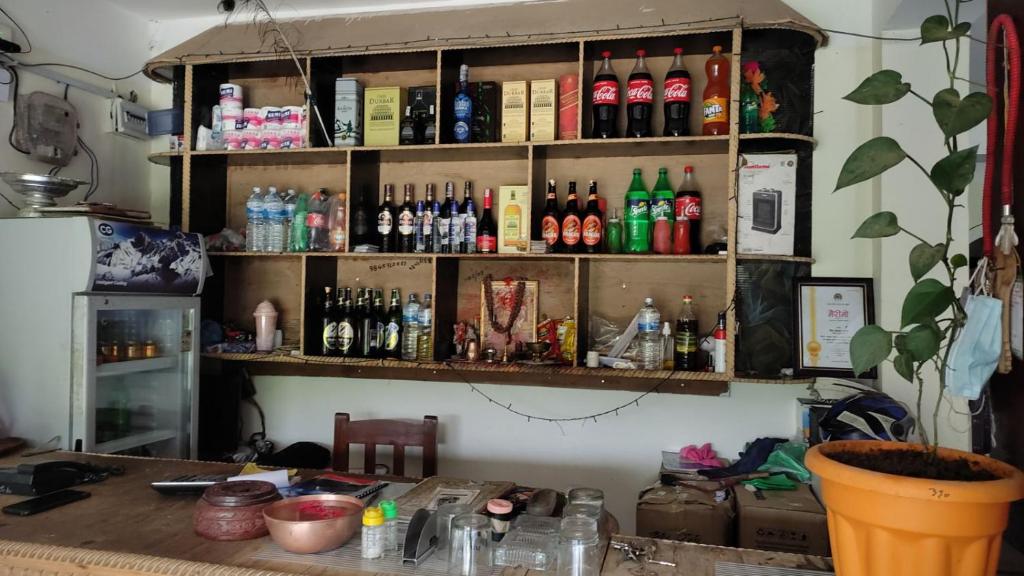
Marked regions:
[448,513,492,576]
[557,517,600,576]
[435,503,472,562]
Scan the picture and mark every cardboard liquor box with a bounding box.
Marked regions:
[735,483,829,556]
[498,185,530,253]
[529,79,557,142]
[363,87,402,146]
[737,153,797,255]
[636,484,735,546]
[471,81,500,143]
[334,78,363,146]
[501,81,529,143]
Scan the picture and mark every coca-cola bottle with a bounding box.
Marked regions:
[675,166,702,252]
[663,47,691,136]
[591,50,619,139]
[626,49,653,138]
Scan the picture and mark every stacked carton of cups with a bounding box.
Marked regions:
[219,82,306,150]
[220,83,244,150]
[279,105,305,149]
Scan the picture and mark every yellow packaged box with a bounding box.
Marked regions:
[529,79,557,142]
[501,81,529,143]
[364,87,402,146]
[498,185,530,253]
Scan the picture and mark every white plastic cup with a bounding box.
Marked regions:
[253,300,278,352]
[586,351,600,368]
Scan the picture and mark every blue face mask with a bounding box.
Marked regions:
[945,295,1003,400]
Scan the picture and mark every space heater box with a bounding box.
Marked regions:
[738,153,796,255]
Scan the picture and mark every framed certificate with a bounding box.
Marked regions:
[794,277,876,378]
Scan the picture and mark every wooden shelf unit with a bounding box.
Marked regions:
[176,25,817,394]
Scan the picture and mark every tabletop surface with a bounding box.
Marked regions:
[0,452,833,576]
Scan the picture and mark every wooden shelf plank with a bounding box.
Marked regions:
[739,132,817,147]
[736,254,815,264]
[148,151,182,166]
[731,376,816,385]
[207,251,728,263]
[201,352,730,395]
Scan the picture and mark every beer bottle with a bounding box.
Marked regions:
[377,184,397,252]
[384,288,403,359]
[477,188,497,253]
[337,289,358,357]
[560,181,582,253]
[359,291,377,358]
[624,169,651,253]
[582,180,604,253]
[321,286,338,356]
[541,179,561,253]
[372,289,386,357]
[397,184,416,253]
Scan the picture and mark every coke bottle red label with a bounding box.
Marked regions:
[664,77,691,102]
[627,78,654,104]
[592,80,619,105]
[307,212,326,229]
[675,196,702,221]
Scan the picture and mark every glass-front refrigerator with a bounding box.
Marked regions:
[71,295,198,458]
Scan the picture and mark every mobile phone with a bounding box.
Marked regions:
[2,489,91,516]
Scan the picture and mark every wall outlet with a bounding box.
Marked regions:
[108,97,149,139]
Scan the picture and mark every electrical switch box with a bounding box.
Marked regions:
[108,97,150,139]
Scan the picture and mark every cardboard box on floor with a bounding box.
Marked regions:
[636,484,735,546]
[735,483,829,556]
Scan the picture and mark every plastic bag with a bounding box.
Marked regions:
[756,441,810,483]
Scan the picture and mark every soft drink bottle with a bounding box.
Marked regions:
[591,51,619,139]
[675,166,702,252]
[606,208,623,253]
[624,169,650,253]
[327,192,347,252]
[672,215,691,255]
[307,188,331,251]
[626,49,653,138]
[245,186,264,252]
[652,216,671,254]
[674,295,699,370]
[702,46,730,135]
[663,48,692,136]
[740,64,760,134]
[289,193,310,252]
[263,186,285,252]
[637,297,662,370]
[650,167,675,229]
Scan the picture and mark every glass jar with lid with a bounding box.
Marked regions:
[557,517,600,576]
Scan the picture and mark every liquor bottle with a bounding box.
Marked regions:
[328,191,347,252]
[373,289,386,357]
[417,293,433,361]
[450,182,464,254]
[321,286,338,356]
[410,89,431,144]
[454,64,473,143]
[702,46,730,135]
[541,179,561,253]
[477,187,497,253]
[650,168,675,231]
[591,50,619,139]
[606,208,623,253]
[359,291,377,357]
[663,48,692,136]
[460,181,476,254]
[626,49,654,138]
[384,288,402,359]
[414,200,426,253]
[624,168,651,253]
[399,106,416,145]
[438,182,455,253]
[377,184,397,252]
[352,186,372,248]
[397,184,416,253]
[582,180,604,253]
[337,289,358,357]
[675,165,702,252]
[425,184,439,253]
[401,293,420,361]
[560,181,582,253]
[674,295,699,370]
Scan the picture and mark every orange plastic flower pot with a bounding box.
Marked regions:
[806,440,1024,576]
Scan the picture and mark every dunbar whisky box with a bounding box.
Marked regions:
[501,81,529,143]
[498,185,530,253]
[529,79,557,141]
[364,87,402,146]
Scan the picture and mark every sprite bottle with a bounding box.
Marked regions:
[624,168,651,253]
[650,168,675,227]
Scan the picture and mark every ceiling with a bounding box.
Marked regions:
[104,0,527,21]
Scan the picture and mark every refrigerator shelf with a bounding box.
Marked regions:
[94,428,178,454]
[96,356,177,377]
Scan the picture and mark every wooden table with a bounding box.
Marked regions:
[0,452,833,576]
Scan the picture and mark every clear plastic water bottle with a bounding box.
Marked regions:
[401,293,420,361]
[245,186,264,252]
[263,186,285,252]
[637,297,663,370]
[282,188,297,252]
[417,293,433,361]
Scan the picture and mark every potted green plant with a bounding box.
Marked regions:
[803,3,1024,575]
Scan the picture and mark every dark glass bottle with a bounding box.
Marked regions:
[337,289,358,357]
[560,181,582,253]
[476,188,497,253]
[423,184,436,253]
[582,180,604,253]
[461,181,476,254]
[541,179,561,253]
[372,289,386,357]
[384,288,403,358]
[352,186,372,248]
[397,184,416,253]
[438,182,456,254]
[377,184,397,253]
[359,291,377,357]
[321,286,337,356]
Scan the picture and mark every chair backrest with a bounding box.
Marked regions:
[332,413,438,477]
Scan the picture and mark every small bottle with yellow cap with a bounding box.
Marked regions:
[361,506,385,559]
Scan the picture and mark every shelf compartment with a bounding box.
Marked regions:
[191,148,350,163]
[97,356,178,377]
[95,428,178,454]
[581,33,734,140]
[214,256,303,349]
[201,352,729,396]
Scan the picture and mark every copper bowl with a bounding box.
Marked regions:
[262,494,365,554]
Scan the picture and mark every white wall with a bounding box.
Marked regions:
[105,0,971,533]
[0,2,157,221]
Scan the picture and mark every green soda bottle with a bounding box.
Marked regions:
[606,208,623,253]
[289,193,310,252]
[740,82,760,133]
[624,168,651,253]
[650,168,675,228]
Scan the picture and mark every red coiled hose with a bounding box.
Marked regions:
[983,14,1020,257]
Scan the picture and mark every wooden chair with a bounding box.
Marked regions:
[332,413,438,477]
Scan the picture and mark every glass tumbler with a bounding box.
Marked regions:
[448,513,492,576]
[435,503,473,562]
[557,517,600,576]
